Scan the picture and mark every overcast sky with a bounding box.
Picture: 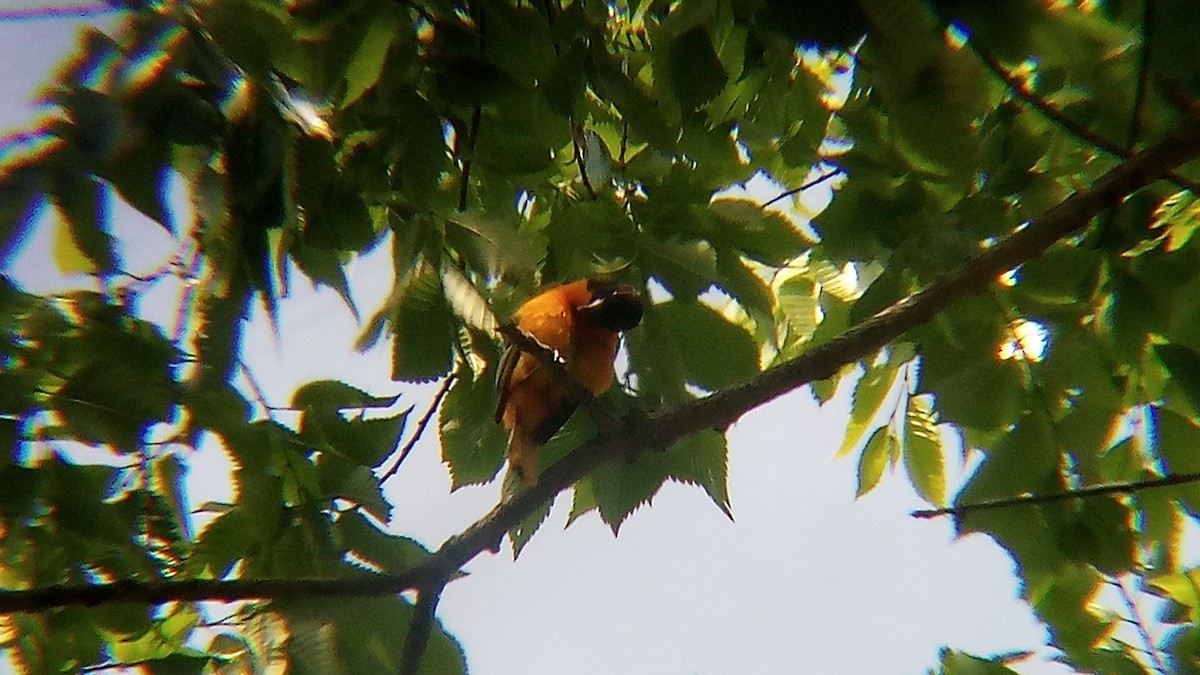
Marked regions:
[0,5,1105,674]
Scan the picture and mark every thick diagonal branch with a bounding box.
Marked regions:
[5,117,1200,616]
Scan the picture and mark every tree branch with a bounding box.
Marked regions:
[399,580,445,675]
[910,471,1200,520]
[973,44,1200,195]
[6,117,1200,615]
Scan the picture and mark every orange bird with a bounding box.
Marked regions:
[495,279,643,485]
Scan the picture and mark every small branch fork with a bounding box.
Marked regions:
[6,115,1200,627]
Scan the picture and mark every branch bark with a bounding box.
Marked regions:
[5,117,1200,616]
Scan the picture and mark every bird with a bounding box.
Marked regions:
[494,279,644,486]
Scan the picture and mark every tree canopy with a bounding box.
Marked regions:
[5,0,1200,672]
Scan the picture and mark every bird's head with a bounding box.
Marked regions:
[578,279,644,332]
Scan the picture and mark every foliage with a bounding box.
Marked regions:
[3,0,1200,672]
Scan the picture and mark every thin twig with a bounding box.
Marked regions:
[571,124,596,199]
[762,167,845,209]
[380,375,456,482]
[972,45,1200,195]
[911,471,1200,519]
[456,107,481,212]
[237,358,275,421]
[1116,574,1167,674]
[1128,0,1155,152]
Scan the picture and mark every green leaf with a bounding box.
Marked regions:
[0,161,47,265]
[1153,407,1200,511]
[317,451,390,521]
[590,454,669,535]
[484,1,555,84]
[1136,489,1181,572]
[1152,190,1200,252]
[709,198,809,266]
[903,394,945,506]
[289,243,358,317]
[668,27,727,110]
[545,199,637,282]
[638,235,717,299]
[656,299,759,391]
[341,5,401,107]
[1059,497,1135,575]
[439,371,507,488]
[778,275,819,343]
[506,471,552,559]
[292,380,400,411]
[1033,565,1108,658]
[391,267,456,383]
[714,251,775,324]
[836,355,900,457]
[281,597,465,675]
[447,211,541,279]
[662,430,731,517]
[957,413,1059,505]
[588,50,676,148]
[336,509,430,573]
[51,171,116,275]
[936,649,1022,675]
[856,426,892,498]
[1155,343,1200,414]
[292,135,373,251]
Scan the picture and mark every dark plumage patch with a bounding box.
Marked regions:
[580,280,643,332]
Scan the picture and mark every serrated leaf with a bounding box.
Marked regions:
[710,198,809,266]
[506,469,552,559]
[904,394,945,506]
[639,235,717,299]
[439,372,507,488]
[289,243,358,318]
[337,509,429,573]
[391,267,456,382]
[663,429,731,518]
[447,211,540,279]
[292,380,400,411]
[567,478,597,527]
[317,452,389,521]
[856,426,892,498]
[656,299,758,390]
[590,455,669,535]
[778,275,819,341]
[836,356,899,457]
[714,250,775,324]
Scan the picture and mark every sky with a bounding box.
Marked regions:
[0,5,1110,674]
